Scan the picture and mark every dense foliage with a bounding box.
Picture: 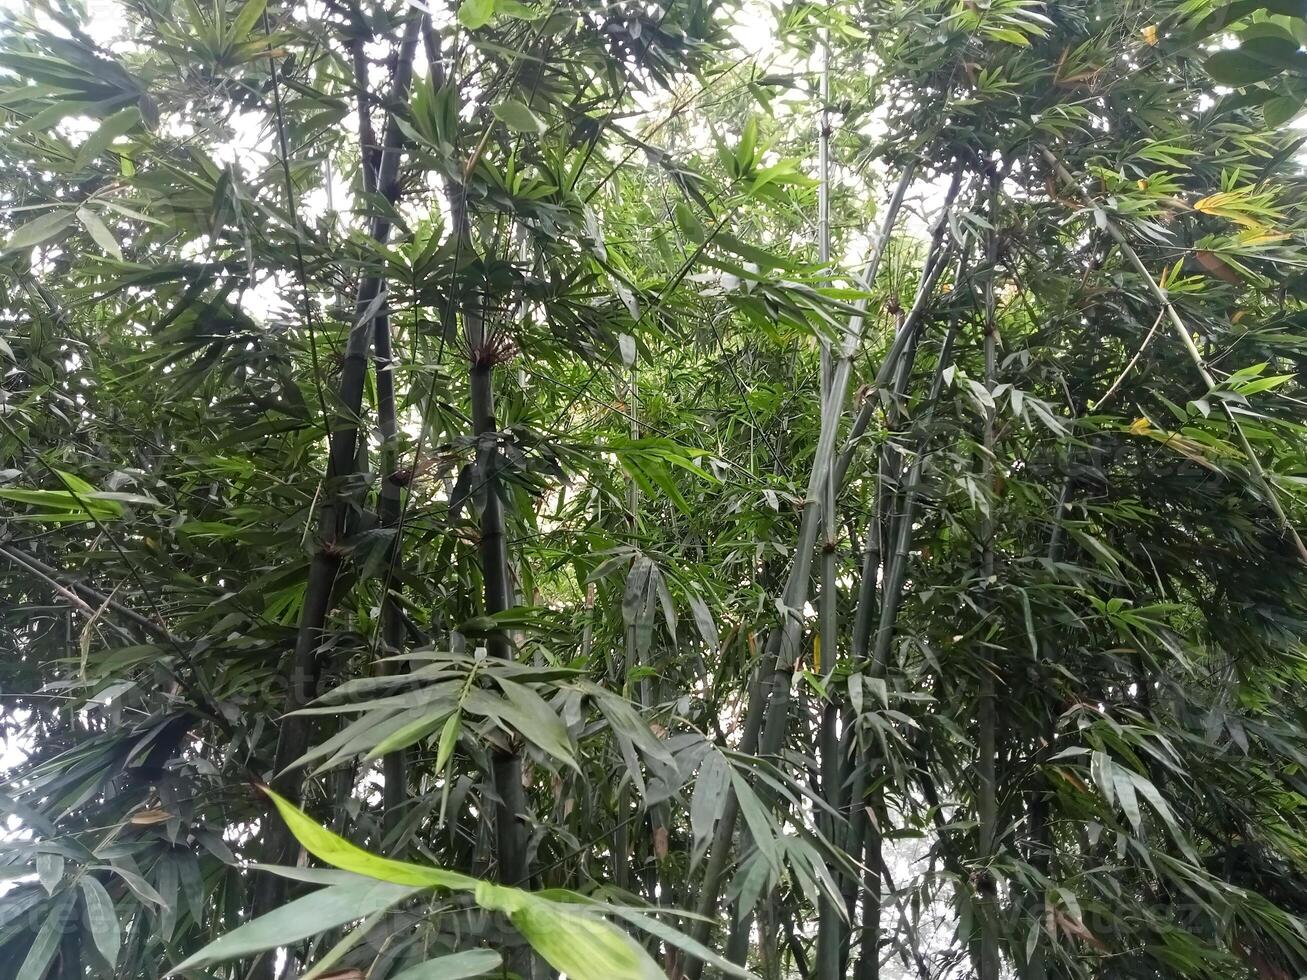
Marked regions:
[5,0,1307,976]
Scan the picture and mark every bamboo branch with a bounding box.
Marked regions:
[0,543,175,644]
[1038,144,1307,564]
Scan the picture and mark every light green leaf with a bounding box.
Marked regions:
[77,209,122,260]
[363,708,452,760]
[1205,48,1284,85]
[16,893,73,980]
[79,876,121,969]
[260,787,479,890]
[507,895,663,980]
[458,0,496,29]
[493,99,547,134]
[2,209,75,254]
[36,852,62,895]
[74,107,141,171]
[230,0,268,39]
[1113,767,1142,834]
[687,591,718,650]
[168,880,419,973]
[674,201,706,243]
[390,949,503,979]
[92,864,164,907]
[435,711,461,771]
[490,678,579,770]
[262,790,664,980]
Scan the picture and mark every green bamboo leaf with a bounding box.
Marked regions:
[390,949,503,979]
[79,876,121,969]
[73,106,141,171]
[262,790,667,980]
[601,905,758,979]
[36,852,63,894]
[363,708,452,760]
[1206,48,1284,85]
[457,0,495,28]
[492,99,547,134]
[435,711,461,771]
[230,0,267,39]
[2,209,75,254]
[168,880,420,973]
[91,864,164,907]
[506,895,663,980]
[259,787,479,890]
[16,893,74,980]
[674,201,706,243]
[1113,767,1142,834]
[691,749,730,852]
[687,591,718,650]
[490,678,579,770]
[77,208,122,260]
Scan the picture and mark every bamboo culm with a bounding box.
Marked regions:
[684,165,917,980]
[252,22,422,978]
[976,167,1002,980]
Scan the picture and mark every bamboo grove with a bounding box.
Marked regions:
[5,0,1307,976]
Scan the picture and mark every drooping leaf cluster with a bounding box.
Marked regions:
[4,0,1307,977]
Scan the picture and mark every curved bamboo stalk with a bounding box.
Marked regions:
[684,164,917,980]
[251,19,422,978]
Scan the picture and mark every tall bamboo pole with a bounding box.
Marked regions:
[848,255,966,980]
[361,29,411,841]
[252,16,421,979]
[814,27,848,977]
[976,166,1002,980]
[684,165,916,980]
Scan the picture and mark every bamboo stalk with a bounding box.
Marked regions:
[851,256,966,980]
[684,165,916,980]
[813,25,848,977]
[266,11,420,802]
[835,172,964,491]
[366,31,409,840]
[976,167,1002,980]
[252,21,422,976]
[867,249,966,672]
[1024,476,1069,980]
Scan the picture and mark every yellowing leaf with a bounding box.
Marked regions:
[258,788,672,980]
[260,786,478,890]
[128,808,173,825]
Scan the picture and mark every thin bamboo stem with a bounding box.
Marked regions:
[684,163,920,980]
[976,167,1002,980]
[685,165,918,980]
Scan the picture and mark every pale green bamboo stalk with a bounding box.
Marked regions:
[976,168,1002,980]
[684,164,916,980]
[815,25,847,978]
[729,173,961,971]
